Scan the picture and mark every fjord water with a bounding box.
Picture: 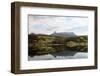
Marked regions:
[28,45,88,60]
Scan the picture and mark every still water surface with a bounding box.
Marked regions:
[28,45,88,61]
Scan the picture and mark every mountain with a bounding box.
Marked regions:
[51,32,77,38]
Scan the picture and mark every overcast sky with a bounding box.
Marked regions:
[28,15,88,35]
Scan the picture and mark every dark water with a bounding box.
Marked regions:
[28,45,88,60]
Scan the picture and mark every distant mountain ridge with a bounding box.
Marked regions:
[51,32,77,37]
[29,32,77,38]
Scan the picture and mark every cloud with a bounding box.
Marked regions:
[28,15,88,35]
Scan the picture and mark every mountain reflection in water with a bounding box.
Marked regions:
[28,45,88,60]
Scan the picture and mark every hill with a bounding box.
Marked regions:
[51,32,76,38]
